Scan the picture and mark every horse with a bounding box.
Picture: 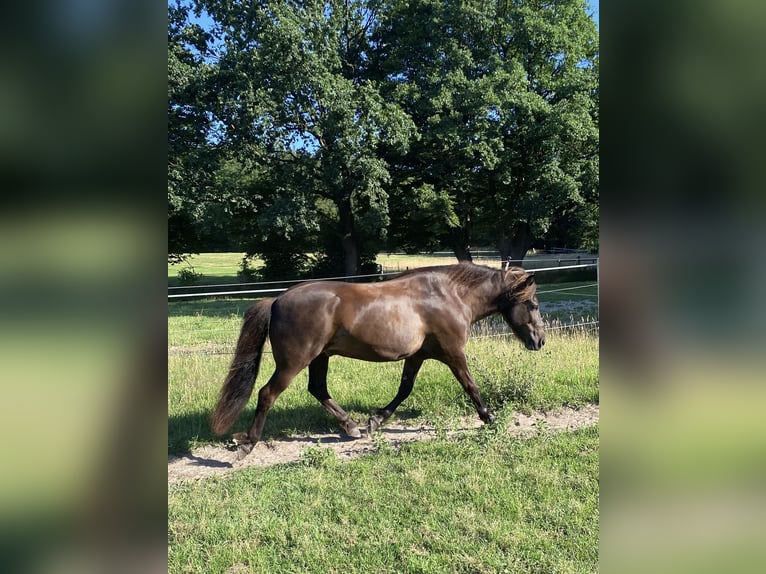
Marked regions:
[210,261,545,457]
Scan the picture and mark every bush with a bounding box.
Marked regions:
[177,266,203,285]
[237,255,261,282]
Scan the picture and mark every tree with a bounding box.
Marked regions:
[168,0,598,270]
[219,154,325,279]
[373,0,502,260]
[488,0,599,260]
[168,1,223,262]
[197,0,415,276]
[376,0,598,261]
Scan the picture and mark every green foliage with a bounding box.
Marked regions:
[168,2,217,261]
[190,0,418,275]
[387,181,458,253]
[236,255,260,282]
[177,266,204,285]
[471,354,538,409]
[377,0,599,259]
[169,1,599,270]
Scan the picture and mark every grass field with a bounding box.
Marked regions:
[168,329,598,454]
[169,425,598,574]
[168,252,599,573]
[168,251,598,286]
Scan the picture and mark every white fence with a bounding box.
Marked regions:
[168,260,599,355]
[168,262,598,299]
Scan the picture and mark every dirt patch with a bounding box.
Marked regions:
[168,403,598,486]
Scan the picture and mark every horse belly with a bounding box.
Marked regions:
[324,326,423,362]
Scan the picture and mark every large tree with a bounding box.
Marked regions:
[488,0,599,261]
[373,0,501,260]
[168,1,219,262]
[197,0,415,275]
[376,0,598,261]
[168,0,598,269]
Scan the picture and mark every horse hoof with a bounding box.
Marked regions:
[345,426,362,439]
[341,420,362,439]
[367,416,382,434]
[232,432,254,459]
[236,444,253,460]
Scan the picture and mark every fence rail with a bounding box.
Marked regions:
[168,260,599,356]
[168,261,598,300]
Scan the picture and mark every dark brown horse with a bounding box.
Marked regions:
[211,262,545,457]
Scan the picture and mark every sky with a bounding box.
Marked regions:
[589,0,599,29]
[185,1,599,33]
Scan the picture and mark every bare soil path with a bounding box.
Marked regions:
[168,403,599,485]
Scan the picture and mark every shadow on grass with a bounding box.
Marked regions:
[168,402,423,456]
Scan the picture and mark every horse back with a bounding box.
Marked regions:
[270,276,467,362]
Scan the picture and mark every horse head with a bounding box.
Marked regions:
[500,268,546,351]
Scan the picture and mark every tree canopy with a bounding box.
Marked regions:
[168,0,598,274]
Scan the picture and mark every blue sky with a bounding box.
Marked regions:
[185,1,599,32]
[589,0,599,28]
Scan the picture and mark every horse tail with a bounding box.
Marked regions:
[210,297,275,435]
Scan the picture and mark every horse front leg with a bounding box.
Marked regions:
[447,355,495,425]
[368,357,424,433]
[307,354,362,439]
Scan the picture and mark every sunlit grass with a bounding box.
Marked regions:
[168,424,599,574]
[167,252,600,574]
[168,300,598,454]
[168,251,597,284]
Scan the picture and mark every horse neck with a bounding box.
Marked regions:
[454,272,506,322]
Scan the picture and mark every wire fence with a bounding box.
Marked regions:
[168,260,598,356]
[168,262,598,299]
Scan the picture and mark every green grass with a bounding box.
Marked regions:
[167,252,599,454]
[168,252,263,287]
[168,254,599,573]
[169,251,598,285]
[168,305,598,455]
[168,424,599,574]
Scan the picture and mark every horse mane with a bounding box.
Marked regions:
[392,261,540,307]
[392,261,503,290]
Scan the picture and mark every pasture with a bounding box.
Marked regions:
[168,253,599,573]
[168,250,598,286]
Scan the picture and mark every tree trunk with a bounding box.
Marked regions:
[497,229,512,262]
[450,214,473,261]
[341,233,358,276]
[498,222,533,265]
[509,222,533,264]
[339,198,359,277]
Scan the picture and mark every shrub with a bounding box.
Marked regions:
[177,266,203,285]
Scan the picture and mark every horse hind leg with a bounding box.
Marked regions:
[307,354,362,439]
[368,357,423,433]
[233,366,300,458]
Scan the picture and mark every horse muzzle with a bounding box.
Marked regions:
[525,333,546,351]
